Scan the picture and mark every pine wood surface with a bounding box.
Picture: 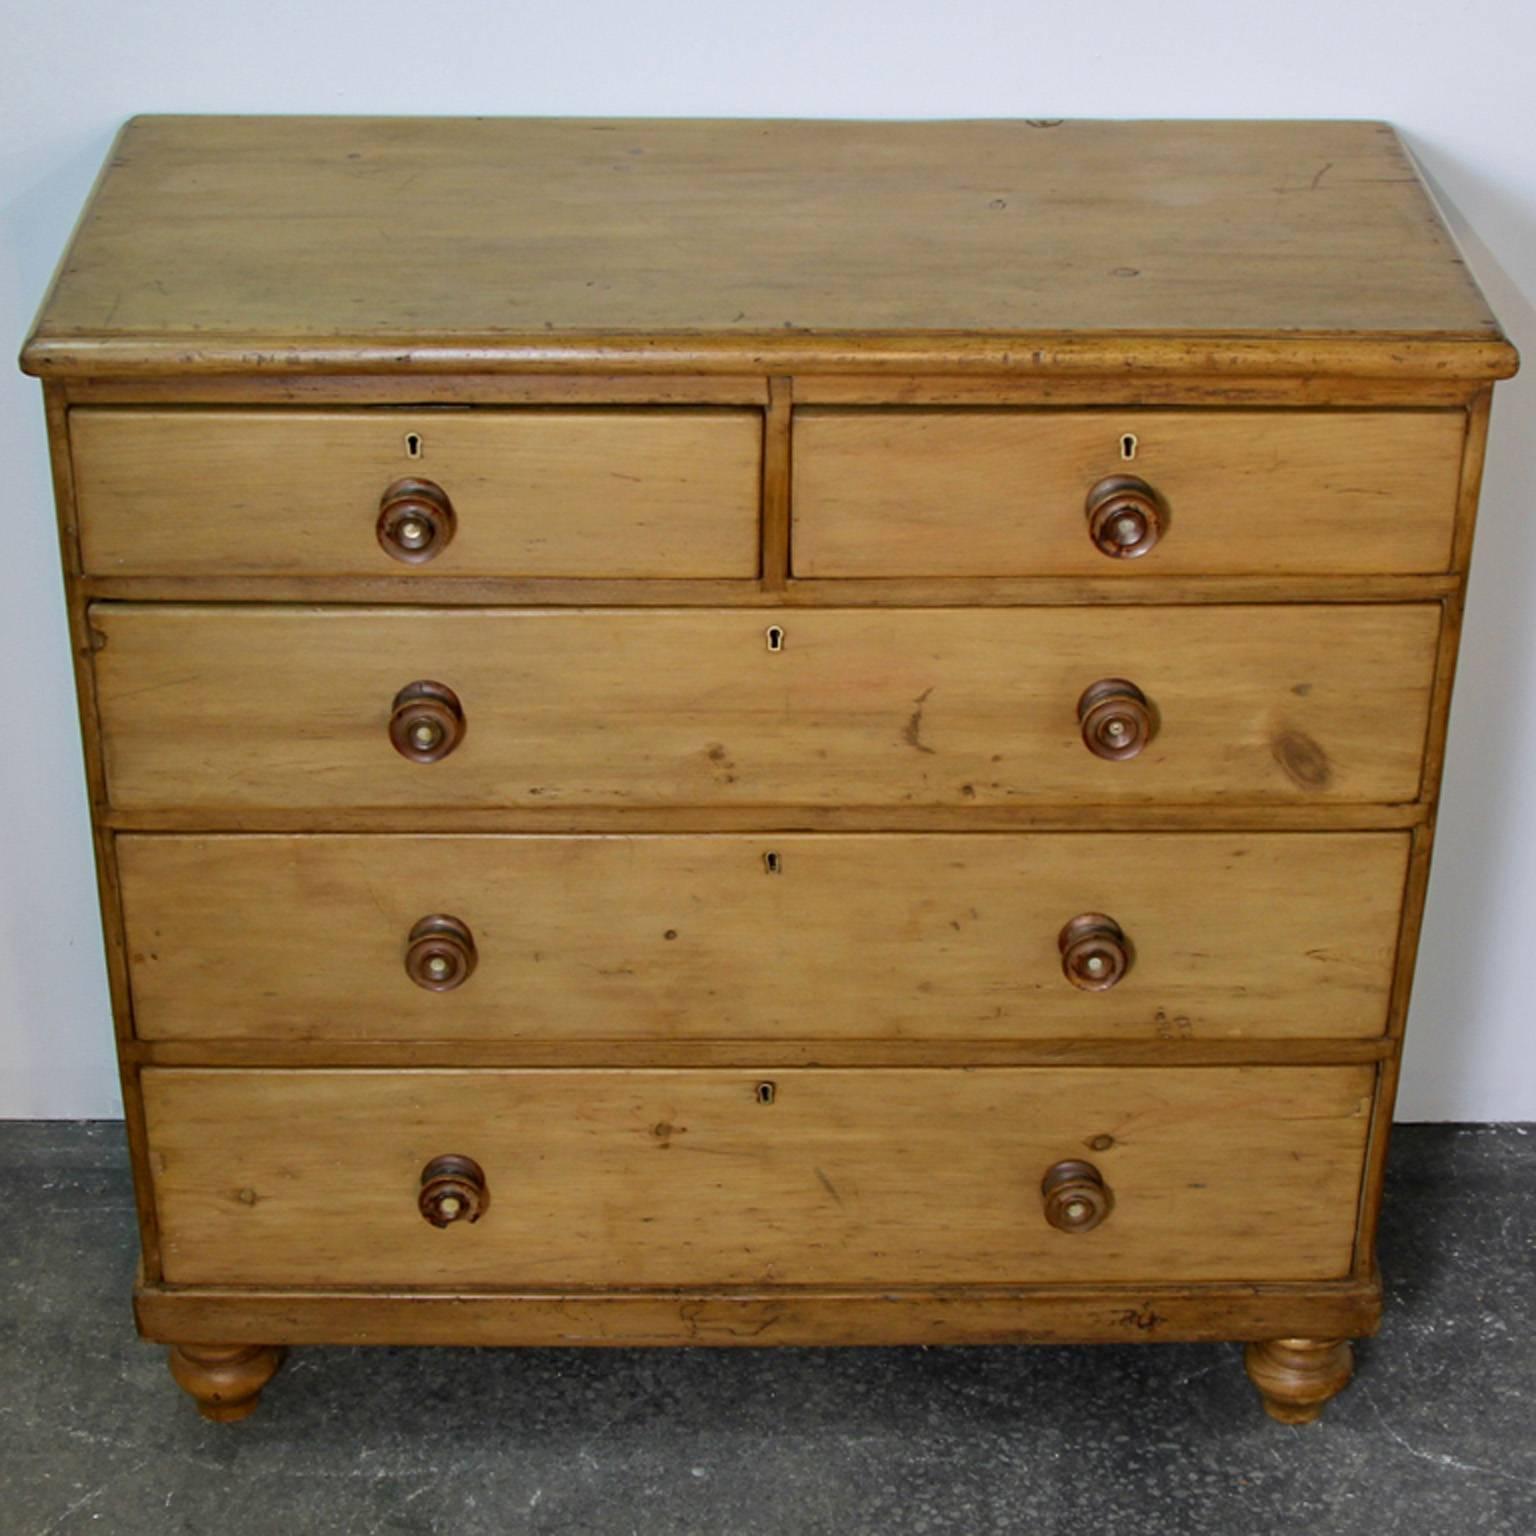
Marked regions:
[141,1065,1374,1288]
[118,831,1408,1042]
[72,407,762,578]
[793,408,1464,576]
[91,604,1441,811]
[133,1274,1384,1349]
[22,117,1515,379]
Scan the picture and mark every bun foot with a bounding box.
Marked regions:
[1244,1337,1354,1424]
[167,1343,285,1422]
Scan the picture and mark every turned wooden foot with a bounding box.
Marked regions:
[1244,1337,1354,1424]
[167,1343,285,1422]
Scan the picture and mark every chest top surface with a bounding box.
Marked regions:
[20,116,1515,379]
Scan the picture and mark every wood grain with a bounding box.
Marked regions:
[23,118,1515,379]
[793,409,1465,576]
[72,408,762,578]
[134,1275,1385,1349]
[100,803,1431,835]
[118,832,1409,1042]
[61,372,1488,409]
[76,572,1463,608]
[91,604,1442,811]
[141,1065,1374,1287]
[42,383,165,1283]
[127,1038,1394,1070]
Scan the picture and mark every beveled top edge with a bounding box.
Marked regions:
[19,330,1521,380]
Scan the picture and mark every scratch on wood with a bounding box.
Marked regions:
[903,687,937,754]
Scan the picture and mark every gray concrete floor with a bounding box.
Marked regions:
[1,1122,1532,1535]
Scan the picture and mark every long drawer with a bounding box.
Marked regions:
[92,605,1440,810]
[142,1066,1374,1287]
[71,408,763,578]
[792,408,1466,576]
[119,832,1409,1041]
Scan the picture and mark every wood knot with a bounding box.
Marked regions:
[1271,730,1332,790]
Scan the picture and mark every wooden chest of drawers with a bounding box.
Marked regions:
[22,116,1516,1425]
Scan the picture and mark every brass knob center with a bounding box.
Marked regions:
[1085,474,1166,559]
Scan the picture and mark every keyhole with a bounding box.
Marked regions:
[755,1081,777,1105]
[405,432,424,460]
[763,850,782,875]
[765,625,785,653]
[1120,433,1138,462]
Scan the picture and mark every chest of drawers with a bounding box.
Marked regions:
[22,116,1516,1425]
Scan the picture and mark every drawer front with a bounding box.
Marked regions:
[792,409,1465,577]
[71,408,762,578]
[120,832,1409,1041]
[93,605,1439,810]
[142,1066,1373,1286]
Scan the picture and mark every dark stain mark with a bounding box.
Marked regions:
[1272,730,1333,790]
[961,783,977,798]
[706,742,738,783]
[815,1168,844,1206]
[236,1187,260,1206]
[664,929,678,941]
[1291,682,1313,697]
[1087,1134,1116,1152]
[904,687,937,754]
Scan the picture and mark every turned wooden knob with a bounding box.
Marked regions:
[1059,913,1131,991]
[405,914,477,991]
[1041,1159,1112,1233]
[419,1154,489,1227]
[378,478,456,564]
[1078,678,1154,760]
[389,680,465,763]
[1086,474,1164,559]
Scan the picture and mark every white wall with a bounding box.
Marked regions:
[2,0,1532,1119]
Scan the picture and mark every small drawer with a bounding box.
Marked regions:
[119,832,1409,1042]
[142,1065,1373,1287]
[70,408,762,578]
[792,408,1465,577]
[92,603,1440,810]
